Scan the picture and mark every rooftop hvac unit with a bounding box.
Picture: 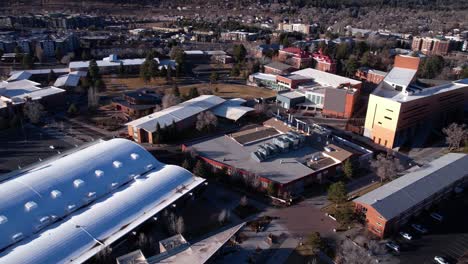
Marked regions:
[113,160,123,168]
[257,145,270,157]
[250,151,264,162]
[11,233,24,243]
[95,170,104,177]
[39,216,50,225]
[324,146,335,152]
[0,215,7,224]
[24,201,38,212]
[111,182,120,189]
[50,189,62,199]
[146,164,154,170]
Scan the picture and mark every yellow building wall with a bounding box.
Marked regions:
[364,94,402,148]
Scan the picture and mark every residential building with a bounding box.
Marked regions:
[276,22,314,35]
[0,138,205,263]
[363,55,468,148]
[220,31,258,42]
[278,47,314,69]
[38,40,56,57]
[412,37,452,55]
[354,153,468,238]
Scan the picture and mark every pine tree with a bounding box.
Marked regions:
[193,160,207,177]
[343,159,353,179]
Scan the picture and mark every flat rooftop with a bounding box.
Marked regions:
[188,129,338,184]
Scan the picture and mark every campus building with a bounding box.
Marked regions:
[276,22,314,35]
[363,55,468,148]
[112,89,162,118]
[277,47,314,69]
[264,61,295,75]
[355,67,387,85]
[312,49,337,73]
[0,139,205,263]
[354,153,468,238]
[126,95,254,144]
[184,118,370,197]
[411,36,452,55]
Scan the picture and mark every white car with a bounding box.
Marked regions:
[434,256,449,264]
[411,224,428,234]
[399,232,412,240]
[385,241,400,252]
[430,212,444,222]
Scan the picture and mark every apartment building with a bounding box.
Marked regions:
[354,153,468,238]
[411,36,452,55]
[276,22,314,35]
[363,55,468,148]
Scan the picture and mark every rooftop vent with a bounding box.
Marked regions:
[130,153,139,160]
[95,170,104,177]
[87,192,96,198]
[25,201,38,212]
[146,164,154,170]
[39,216,50,225]
[0,215,7,224]
[113,161,123,168]
[67,204,76,212]
[51,190,62,199]
[111,182,119,189]
[74,179,85,188]
[12,233,24,243]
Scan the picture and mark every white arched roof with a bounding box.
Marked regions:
[0,139,204,263]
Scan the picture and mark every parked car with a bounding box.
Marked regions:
[385,241,400,252]
[434,256,449,264]
[430,212,444,222]
[411,224,428,234]
[399,231,413,240]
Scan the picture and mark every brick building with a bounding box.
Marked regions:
[411,37,452,55]
[278,47,314,69]
[355,67,387,85]
[354,153,468,238]
[312,49,336,73]
[264,61,294,75]
[112,89,161,118]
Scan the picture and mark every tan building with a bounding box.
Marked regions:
[277,23,313,35]
[364,55,468,148]
[412,37,452,55]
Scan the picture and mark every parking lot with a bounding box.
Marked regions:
[391,191,468,264]
[0,125,73,177]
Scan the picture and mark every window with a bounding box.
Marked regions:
[378,122,382,125]
[377,222,382,226]
[384,140,388,146]
[384,116,392,120]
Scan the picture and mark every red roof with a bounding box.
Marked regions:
[280,47,313,58]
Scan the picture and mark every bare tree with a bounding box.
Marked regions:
[195,111,218,132]
[153,104,163,112]
[23,100,45,124]
[176,216,184,234]
[370,153,403,182]
[199,87,213,95]
[95,246,113,263]
[87,86,99,109]
[442,123,467,151]
[218,209,230,225]
[254,103,267,115]
[336,239,374,264]
[162,94,181,109]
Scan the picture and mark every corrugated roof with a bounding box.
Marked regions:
[354,153,468,220]
[126,95,225,132]
[212,99,254,121]
[0,139,204,263]
[290,68,362,87]
[54,74,81,87]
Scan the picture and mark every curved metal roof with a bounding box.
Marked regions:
[0,138,204,263]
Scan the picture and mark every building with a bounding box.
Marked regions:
[264,61,294,75]
[363,55,468,148]
[277,47,314,69]
[312,49,337,73]
[355,67,387,85]
[112,89,161,118]
[354,153,468,238]
[126,95,254,143]
[276,22,314,35]
[184,119,367,196]
[276,91,306,109]
[0,79,65,112]
[117,223,245,264]
[254,44,282,58]
[0,138,205,263]
[411,37,452,55]
[220,31,258,42]
[69,54,176,73]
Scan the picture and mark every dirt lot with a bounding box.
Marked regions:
[102,75,169,94]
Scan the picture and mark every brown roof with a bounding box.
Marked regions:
[230,126,280,145]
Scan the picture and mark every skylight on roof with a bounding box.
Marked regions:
[73,179,85,188]
[51,190,62,199]
[0,215,7,224]
[95,170,104,177]
[24,201,38,212]
[113,161,123,168]
[130,153,139,160]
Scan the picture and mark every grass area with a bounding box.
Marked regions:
[102,75,168,93]
[178,83,276,99]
